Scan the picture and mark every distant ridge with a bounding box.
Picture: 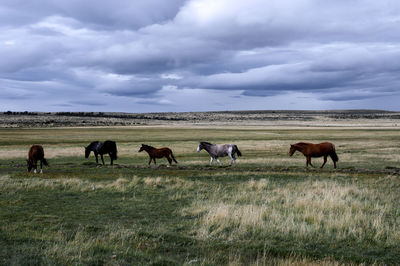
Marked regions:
[1,110,399,128]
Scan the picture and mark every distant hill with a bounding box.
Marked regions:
[1,110,399,128]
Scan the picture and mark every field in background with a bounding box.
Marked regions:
[0,121,399,264]
[1,109,400,127]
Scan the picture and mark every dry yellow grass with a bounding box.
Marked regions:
[1,124,399,264]
[183,177,399,246]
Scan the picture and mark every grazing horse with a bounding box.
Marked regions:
[85,140,118,165]
[289,142,338,168]
[27,145,49,173]
[138,144,178,166]
[197,142,242,166]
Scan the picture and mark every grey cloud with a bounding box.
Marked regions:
[317,89,399,102]
[1,0,400,111]
[0,0,186,30]
[70,100,105,106]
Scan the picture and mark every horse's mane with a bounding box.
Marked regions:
[294,142,311,147]
[142,144,155,149]
[88,141,101,149]
[200,141,213,146]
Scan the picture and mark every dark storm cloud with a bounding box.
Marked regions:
[1,0,400,111]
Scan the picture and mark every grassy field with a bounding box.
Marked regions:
[0,126,399,265]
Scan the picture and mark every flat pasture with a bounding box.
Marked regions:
[0,125,399,265]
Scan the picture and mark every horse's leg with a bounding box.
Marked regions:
[100,154,105,165]
[210,157,213,165]
[216,157,222,166]
[308,157,314,168]
[33,159,37,173]
[306,156,313,167]
[166,155,172,165]
[228,152,234,166]
[109,153,113,165]
[40,159,43,173]
[321,155,327,168]
[148,157,152,166]
[330,155,337,169]
[95,153,99,164]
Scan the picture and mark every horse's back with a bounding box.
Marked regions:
[100,141,116,150]
[29,145,44,157]
[159,147,172,155]
[215,144,233,156]
[319,142,335,150]
[294,142,335,157]
[103,140,117,159]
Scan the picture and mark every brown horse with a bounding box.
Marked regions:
[289,142,338,168]
[27,145,49,173]
[138,144,178,166]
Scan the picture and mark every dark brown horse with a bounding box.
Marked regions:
[289,142,338,168]
[27,145,49,173]
[138,144,178,166]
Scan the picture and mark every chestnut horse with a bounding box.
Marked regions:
[289,142,338,168]
[27,145,49,173]
[138,144,178,166]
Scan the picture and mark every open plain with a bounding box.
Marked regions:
[0,111,399,265]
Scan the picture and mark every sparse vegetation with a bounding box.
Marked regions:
[1,110,400,127]
[0,114,399,264]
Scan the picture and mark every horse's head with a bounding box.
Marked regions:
[197,143,204,152]
[138,144,145,152]
[84,146,91,158]
[289,144,296,156]
[27,159,35,172]
[197,142,212,152]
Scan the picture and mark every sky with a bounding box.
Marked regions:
[1,0,400,112]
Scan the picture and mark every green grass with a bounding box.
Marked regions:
[0,126,399,265]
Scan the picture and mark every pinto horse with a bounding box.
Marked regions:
[85,140,118,165]
[289,142,338,168]
[27,145,49,173]
[138,144,177,166]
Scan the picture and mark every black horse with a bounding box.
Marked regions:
[85,140,118,165]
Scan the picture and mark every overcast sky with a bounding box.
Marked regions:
[1,0,400,112]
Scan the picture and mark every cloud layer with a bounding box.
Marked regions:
[1,0,400,111]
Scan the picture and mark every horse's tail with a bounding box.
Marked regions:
[171,151,178,164]
[110,141,118,160]
[234,145,242,157]
[42,157,49,166]
[330,145,339,162]
[112,147,118,160]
